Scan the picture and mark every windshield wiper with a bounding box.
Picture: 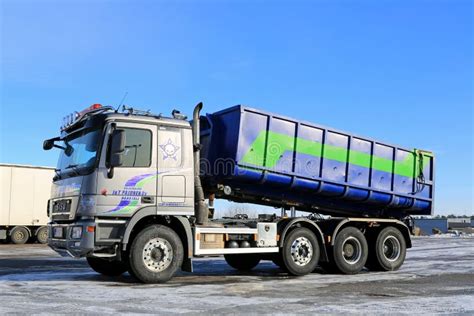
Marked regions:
[53,164,86,180]
[65,164,82,176]
[66,163,94,176]
[53,168,62,181]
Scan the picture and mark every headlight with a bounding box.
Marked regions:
[78,195,96,215]
[53,227,64,239]
[71,226,83,239]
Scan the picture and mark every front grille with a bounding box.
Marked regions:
[52,214,71,221]
[52,199,72,221]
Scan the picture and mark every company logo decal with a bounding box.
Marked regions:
[106,173,157,214]
[106,170,184,214]
[159,138,180,160]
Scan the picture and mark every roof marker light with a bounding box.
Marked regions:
[60,103,104,131]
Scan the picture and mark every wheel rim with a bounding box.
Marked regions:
[14,230,26,241]
[341,236,362,265]
[382,235,401,262]
[38,229,48,242]
[142,238,173,272]
[290,236,313,266]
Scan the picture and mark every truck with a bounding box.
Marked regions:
[43,102,434,283]
[0,164,54,244]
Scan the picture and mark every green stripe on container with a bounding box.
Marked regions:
[240,131,428,178]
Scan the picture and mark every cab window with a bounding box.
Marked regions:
[121,128,152,167]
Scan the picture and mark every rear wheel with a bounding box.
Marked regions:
[224,254,261,271]
[282,227,320,276]
[86,257,128,276]
[366,226,406,271]
[36,226,48,244]
[332,226,368,274]
[129,225,183,283]
[10,226,29,244]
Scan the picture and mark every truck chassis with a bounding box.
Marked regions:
[49,212,411,283]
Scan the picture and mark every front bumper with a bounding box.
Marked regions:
[48,220,95,257]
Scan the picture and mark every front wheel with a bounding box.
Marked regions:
[281,227,320,276]
[86,257,128,276]
[129,225,183,284]
[366,226,406,271]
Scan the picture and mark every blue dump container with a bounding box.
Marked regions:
[200,105,434,218]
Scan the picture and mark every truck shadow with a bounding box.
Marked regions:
[0,257,336,286]
[119,261,333,286]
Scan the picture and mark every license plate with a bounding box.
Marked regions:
[53,200,71,213]
[53,227,63,238]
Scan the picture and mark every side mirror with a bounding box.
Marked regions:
[64,144,74,157]
[109,129,126,167]
[43,139,54,150]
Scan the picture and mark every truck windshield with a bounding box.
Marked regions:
[56,128,101,174]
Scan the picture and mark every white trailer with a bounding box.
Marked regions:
[0,164,54,244]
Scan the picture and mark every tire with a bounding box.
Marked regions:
[224,254,261,271]
[36,226,48,244]
[281,227,320,276]
[332,226,368,274]
[87,257,128,276]
[121,251,139,280]
[129,225,183,284]
[366,226,406,271]
[127,266,139,280]
[10,226,29,244]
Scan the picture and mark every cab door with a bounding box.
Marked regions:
[96,122,157,217]
[156,125,194,215]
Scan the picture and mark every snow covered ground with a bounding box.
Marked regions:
[0,236,473,314]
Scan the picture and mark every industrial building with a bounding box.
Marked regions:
[414,217,473,235]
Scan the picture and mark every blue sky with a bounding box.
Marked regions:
[1,0,472,214]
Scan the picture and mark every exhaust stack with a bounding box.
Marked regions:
[192,102,209,225]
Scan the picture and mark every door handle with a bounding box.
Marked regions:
[141,196,155,204]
